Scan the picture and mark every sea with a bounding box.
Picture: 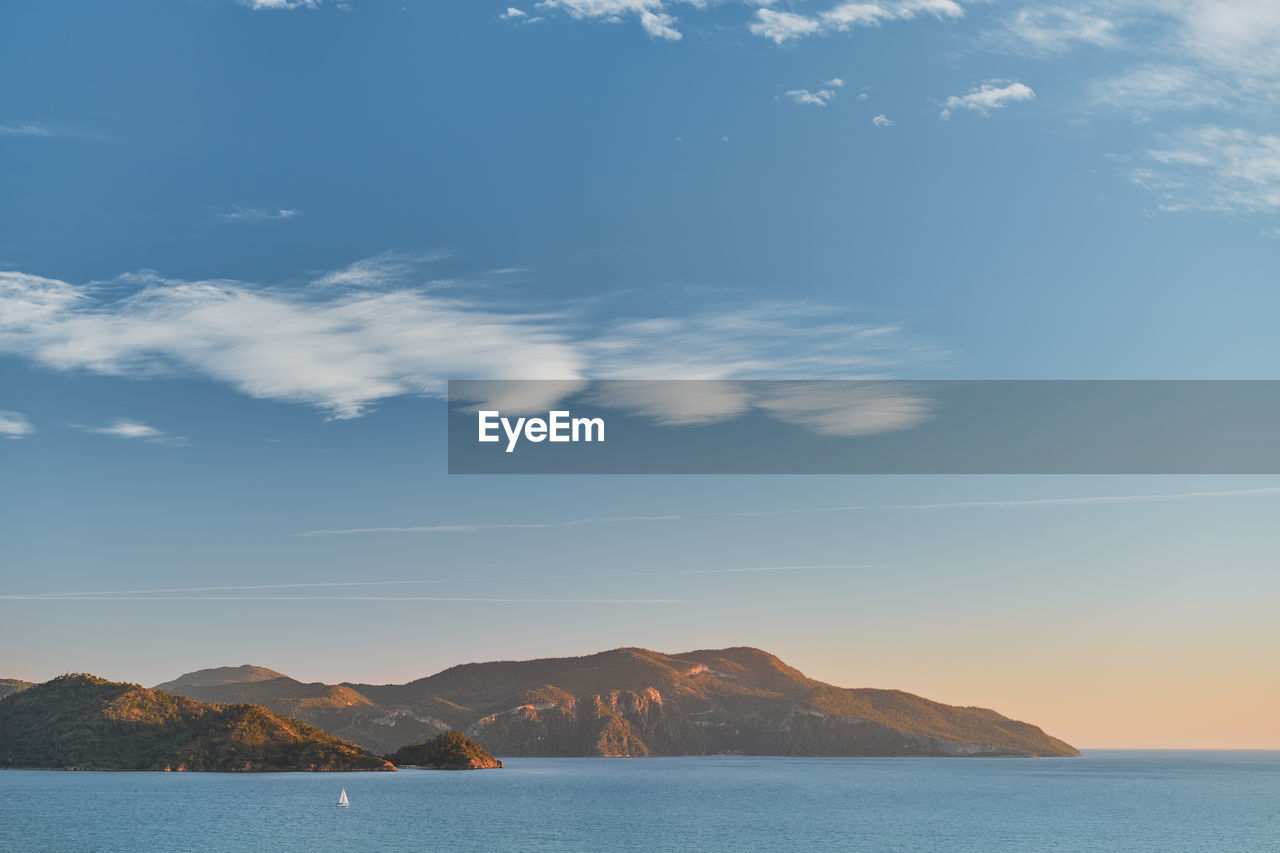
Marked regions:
[1,751,1276,851]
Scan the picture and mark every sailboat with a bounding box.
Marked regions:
[337,789,349,808]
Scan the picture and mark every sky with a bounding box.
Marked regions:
[2,0,1279,749]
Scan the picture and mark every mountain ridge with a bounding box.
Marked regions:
[156,646,1079,758]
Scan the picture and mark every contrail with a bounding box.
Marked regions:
[11,565,887,601]
[292,487,1280,536]
[0,595,688,604]
[717,487,1280,517]
[295,514,683,536]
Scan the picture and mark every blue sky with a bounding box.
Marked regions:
[2,0,1280,747]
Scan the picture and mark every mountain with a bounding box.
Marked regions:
[158,647,1079,758]
[155,665,288,690]
[0,679,33,701]
[384,731,502,770]
[0,674,395,771]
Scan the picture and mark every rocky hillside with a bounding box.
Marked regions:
[159,647,1079,758]
[0,674,395,771]
[384,731,502,769]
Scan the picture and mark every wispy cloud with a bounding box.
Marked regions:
[70,418,186,445]
[0,123,56,138]
[0,410,34,439]
[939,80,1036,119]
[1129,126,1280,215]
[585,303,938,380]
[312,249,451,288]
[1086,65,1231,120]
[872,113,894,127]
[0,264,935,421]
[986,6,1121,58]
[216,206,300,223]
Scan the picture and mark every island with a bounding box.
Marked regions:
[384,731,503,770]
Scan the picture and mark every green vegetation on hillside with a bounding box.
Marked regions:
[0,674,394,771]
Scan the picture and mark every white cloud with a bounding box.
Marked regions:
[751,9,822,43]
[752,0,963,44]
[783,88,836,106]
[1061,1,1280,120]
[537,0,683,40]
[216,206,300,223]
[640,9,681,39]
[0,263,937,422]
[1171,0,1280,80]
[939,80,1035,119]
[502,6,545,23]
[782,77,849,106]
[872,113,894,126]
[0,410,33,439]
[0,268,585,420]
[236,0,320,9]
[1130,125,1280,215]
[72,418,184,444]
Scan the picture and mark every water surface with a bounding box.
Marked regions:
[2,752,1276,851]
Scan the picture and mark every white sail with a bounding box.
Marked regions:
[337,789,349,807]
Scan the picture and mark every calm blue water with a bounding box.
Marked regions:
[1,752,1277,852]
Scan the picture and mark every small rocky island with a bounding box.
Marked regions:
[384,731,503,770]
[0,674,394,771]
